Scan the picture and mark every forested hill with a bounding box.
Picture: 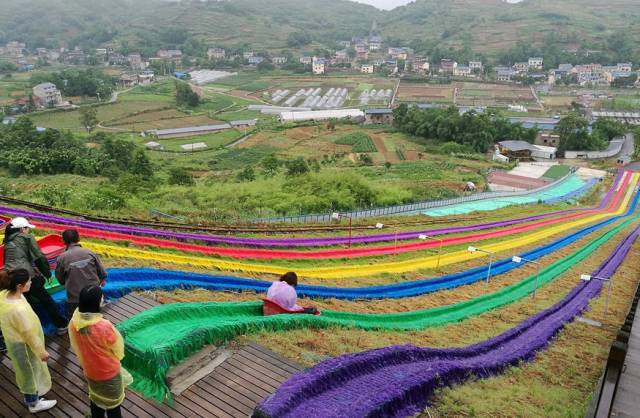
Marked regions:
[1,0,639,60]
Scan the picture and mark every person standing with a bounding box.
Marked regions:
[55,229,107,320]
[69,286,132,418]
[3,217,68,334]
[0,269,57,413]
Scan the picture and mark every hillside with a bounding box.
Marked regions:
[0,0,639,58]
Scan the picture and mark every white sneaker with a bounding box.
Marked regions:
[28,398,57,413]
[56,327,68,336]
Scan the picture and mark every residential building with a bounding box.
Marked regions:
[157,49,182,59]
[243,51,254,59]
[439,59,457,73]
[5,41,25,56]
[312,57,326,75]
[32,82,62,108]
[528,57,544,69]
[207,48,226,59]
[118,74,139,88]
[138,71,155,85]
[535,133,560,147]
[498,140,556,160]
[617,63,633,73]
[575,64,607,85]
[361,64,374,74]
[35,48,48,57]
[368,36,382,51]
[454,66,472,77]
[357,50,369,61]
[300,56,312,65]
[128,53,145,70]
[248,56,264,65]
[469,61,483,71]
[271,56,287,65]
[388,47,408,60]
[496,68,517,81]
[338,40,351,48]
[412,58,430,73]
[355,43,368,54]
[335,50,350,63]
[513,62,529,73]
[108,53,127,65]
[364,108,393,125]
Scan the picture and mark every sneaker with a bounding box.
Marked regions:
[28,398,57,413]
[55,327,68,336]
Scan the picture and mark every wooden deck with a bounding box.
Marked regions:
[611,301,640,417]
[0,294,302,418]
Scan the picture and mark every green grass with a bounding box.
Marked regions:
[543,165,571,180]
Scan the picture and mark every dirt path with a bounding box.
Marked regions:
[371,134,399,163]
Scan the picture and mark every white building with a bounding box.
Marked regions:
[617,63,633,73]
[32,82,62,108]
[469,61,483,71]
[312,57,325,75]
[207,48,226,59]
[528,57,544,69]
[279,109,364,123]
[454,66,472,77]
[361,64,374,74]
[271,56,288,65]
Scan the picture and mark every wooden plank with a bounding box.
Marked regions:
[0,362,55,418]
[224,357,283,389]
[236,349,297,380]
[195,378,254,416]
[242,344,302,374]
[217,362,273,398]
[245,342,303,371]
[201,373,262,408]
[205,367,269,404]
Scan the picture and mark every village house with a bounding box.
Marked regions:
[127,53,145,70]
[574,64,607,86]
[355,43,368,54]
[207,48,226,59]
[535,132,560,147]
[368,36,382,51]
[364,108,394,125]
[361,64,374,74]
[334,50,350,64]
[496,67,517,81]
[469,61,483,71]
[498,140,556,160]
[312,57,326,75]
[300,56,312,65]
[412,58,430,73]
[357,50,369,61]
[64,48,86,63]
[5,41,26,56]
[35,48,48,57]
[513,62,529,73]
[617,63,633,73]
[138,71,155,85]
[528,57,544,69]
[439,59,457,73]
[157,49,182,59]
[388,47,408,60]
[32,82,63,108]
[338,40,351,48]
[108,53,127,66]
[243,51,254,59]
[454,65,472,77]
[248,56,264,65]
[271,56,288,65]
[118,74,139,88]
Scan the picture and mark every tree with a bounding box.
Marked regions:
[79,106,98,132]
[260,154,280,177]
[592,118,626,141]
[555,113,606,152]
[175,81,199,107]
[130,149,153,179]
[236,166,256,182]
[287,32,312,48]
[285,157,309,176]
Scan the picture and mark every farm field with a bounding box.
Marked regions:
[0,73,30,105]
[456,81,538,107]
[396,81,455,103]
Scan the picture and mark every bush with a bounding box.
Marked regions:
[168,167,195,186]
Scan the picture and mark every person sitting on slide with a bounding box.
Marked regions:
[266,272,318,314]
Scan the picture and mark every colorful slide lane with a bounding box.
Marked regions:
[117,206,640,403]
[49,186,640,303]
[0,172,604,248]
[255,220,640,418]
[74,173,639,278]
[24,181,624,260]
[422,174,585,217]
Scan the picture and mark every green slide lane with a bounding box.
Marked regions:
[118,209,640,403]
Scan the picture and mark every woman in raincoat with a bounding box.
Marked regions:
[68,285,132,418]
[0,269,57,413]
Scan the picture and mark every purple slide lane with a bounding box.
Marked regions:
[255,220,639,418]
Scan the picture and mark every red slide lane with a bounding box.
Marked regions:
[16,173,632,261]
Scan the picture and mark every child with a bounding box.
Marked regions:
[0,269,57,413]
[68,285,132,418]
[266,272,318,314]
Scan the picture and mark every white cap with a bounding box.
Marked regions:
[10,217,36,229]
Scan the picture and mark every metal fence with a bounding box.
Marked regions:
[255,170,576,224]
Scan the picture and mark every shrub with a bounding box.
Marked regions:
[168,167,195,186]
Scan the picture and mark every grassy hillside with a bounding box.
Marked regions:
[0,0,638,58]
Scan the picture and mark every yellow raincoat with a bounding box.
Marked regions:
[68,309,132,410]
[0,290,51,396]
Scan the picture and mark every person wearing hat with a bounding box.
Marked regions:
[3,217,68,334]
